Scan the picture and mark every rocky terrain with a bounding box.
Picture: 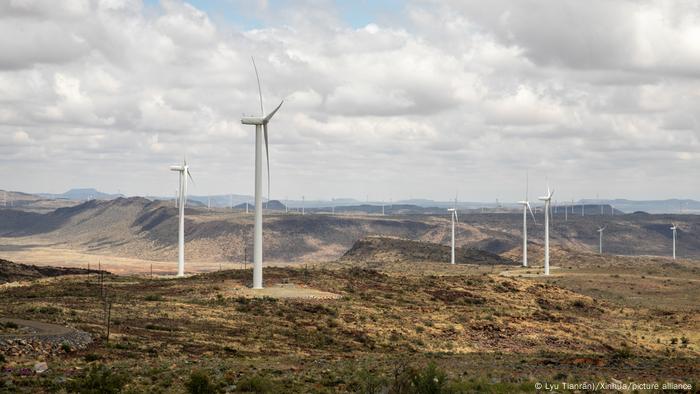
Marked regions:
[0,259,102,285]
[340,236,517,266]
[0,254,697,392]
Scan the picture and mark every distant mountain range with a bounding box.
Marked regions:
[580,199,700,214]
[8,188,700,214]
[37,188,124,201]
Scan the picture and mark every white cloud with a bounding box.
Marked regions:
[0,0,698,200]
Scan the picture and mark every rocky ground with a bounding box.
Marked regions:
[0,253,697,392]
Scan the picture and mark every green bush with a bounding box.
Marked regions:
[237,374,275,393]
[69,364,129,394]
[144,294,163,301]
[410,362,448,394]
[61,341,72,352]
[351,369,387,394]
[2,321,18,329]
[83,353,101,362]
[186,369,218,394]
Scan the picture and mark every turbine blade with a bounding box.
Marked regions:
[264,100,284,122]
[252,56,264,115]
[455,210,459,222]
[527,202,536,224]
[525,170,529,201]
[264,123,270,202]
[187,169,195,185]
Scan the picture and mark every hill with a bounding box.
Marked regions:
[1,198,700,271]
[0,258,104,284]
[341,236,516,265]
[0,262,697,391]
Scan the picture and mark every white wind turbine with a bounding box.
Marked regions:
[240,57,284,290]
[517,173,536,267]
[447,207,458,264]
[170,158,194,277]
[538,184,554,276]
[597,226,606,254]
[670,224,678,260]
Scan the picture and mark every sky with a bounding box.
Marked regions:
[1,0,699,202]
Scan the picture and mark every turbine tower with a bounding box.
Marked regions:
[670,224,678,260]
[447,208,458,264]
[597,226,606,254]
[170,158,193,277]
[517,173,536,267]
[538,184,554,276]
[240,57,283,290]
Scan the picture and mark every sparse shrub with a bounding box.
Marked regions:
[144,294,163,301]
[84,353,101,362]
[61,341,72,352]
[0,354,5,363]
[37,306,61,315]
[145,323,175,332]
[611,346,632,361]
[409,362,448,394]
[571,300,586,309]
[223,345,238,355]
[185,369,217,394]
[69,364,128,394]
[237,374,275,393]
[681,337,690,345]
[671,337,678,345]
[351,368,387,394]
[2,321,18,329]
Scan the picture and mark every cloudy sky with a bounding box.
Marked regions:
[2,0,699,202]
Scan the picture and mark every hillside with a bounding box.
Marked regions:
[340,236,516,265]
[1,198,700,270]
[0,263,697,392]
[0,258,102,284]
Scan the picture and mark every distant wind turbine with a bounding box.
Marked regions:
[240,56,284,290]
[170,158,194,277]
[302,195,305,215]
[538,184,554,276]
[670,224,678,260]
[447,208,458,264]
[517,173,536,267]
[597,226,606,254]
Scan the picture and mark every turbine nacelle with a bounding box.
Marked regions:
[241,101,284,125]
[538,187,554,201]
[241,116,265,125]
[447,208,458,222]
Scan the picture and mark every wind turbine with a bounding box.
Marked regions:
[447,208,458,264]
[240,57,284,290]
[538,184,554,275]
[517,173,536,267]
[597,226,606,254]
[670,224,678,260]
[170,158,193,277]
[302,196,305,215]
